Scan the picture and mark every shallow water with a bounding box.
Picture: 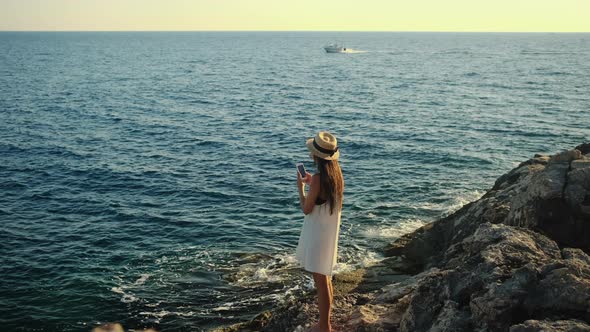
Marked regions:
[0,32,589,331]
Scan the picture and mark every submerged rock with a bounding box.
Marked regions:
[224,145,590,331]
[92,323,124,332]
[91,323,157,332]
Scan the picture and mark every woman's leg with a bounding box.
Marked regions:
[328,276,333,301]
[312,272,332,332]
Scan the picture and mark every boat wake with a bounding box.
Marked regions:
[341,49,367,54]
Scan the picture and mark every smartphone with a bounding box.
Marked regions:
[296,162,306,178]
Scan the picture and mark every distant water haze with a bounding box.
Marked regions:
[0,32,589,331]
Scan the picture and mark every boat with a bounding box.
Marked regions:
[324,43,347,53]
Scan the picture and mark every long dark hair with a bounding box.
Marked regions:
[314,156,344,215]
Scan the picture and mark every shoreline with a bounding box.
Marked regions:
[218,143,590,331]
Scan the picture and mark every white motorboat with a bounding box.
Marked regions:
[324,43,347,53]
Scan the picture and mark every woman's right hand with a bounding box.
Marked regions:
[297,172,312,191]
[297,171,305,192]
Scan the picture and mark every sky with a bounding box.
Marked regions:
[0,0,589,32]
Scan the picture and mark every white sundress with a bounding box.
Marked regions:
[296,202,342,276]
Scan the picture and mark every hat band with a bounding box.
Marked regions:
[313,139,338,156]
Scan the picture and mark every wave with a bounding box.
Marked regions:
[357,190,484,244]
[411,190,484,216]
[536,71,573,76]
[225,252,298,286]
[361,218,427,239]
[342,49,367,54]
[520,50,579,55]
[111,285,139,304]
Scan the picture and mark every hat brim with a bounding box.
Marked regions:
[306,138,340,160]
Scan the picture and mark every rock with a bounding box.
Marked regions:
[550,149,582,163]
[564,167,590,226]
[429,300,471,332]
[382,222,439,272]
[562,248,590,266]
[376,268,440,303]
[524,248,590,323]
[92,323,124,332]
[376,147,590,331]
[348,304,383,326]
[510,319,590,331]
[398,269,453,332]
[571,158,590,170]
[345,294,412,331]
[575,143,590,155]
[469,263,539,331]
[345,304,397,331]
[383,221,588,332]
[333,269,366,294]
[460,223,561,268]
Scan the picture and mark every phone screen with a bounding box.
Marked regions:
[297,163,306,177]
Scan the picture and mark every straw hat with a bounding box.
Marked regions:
[306,131,340,160]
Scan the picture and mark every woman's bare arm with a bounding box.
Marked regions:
[299,174,320,215]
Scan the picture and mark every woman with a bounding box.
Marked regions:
[296,131,344,332]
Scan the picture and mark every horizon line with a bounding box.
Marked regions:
[1,30,590,33]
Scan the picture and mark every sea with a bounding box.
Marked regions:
[1,32,589,331]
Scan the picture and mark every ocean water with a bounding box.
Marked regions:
[0,32,589,331]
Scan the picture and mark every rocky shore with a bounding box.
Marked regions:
[220,144,590,332]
